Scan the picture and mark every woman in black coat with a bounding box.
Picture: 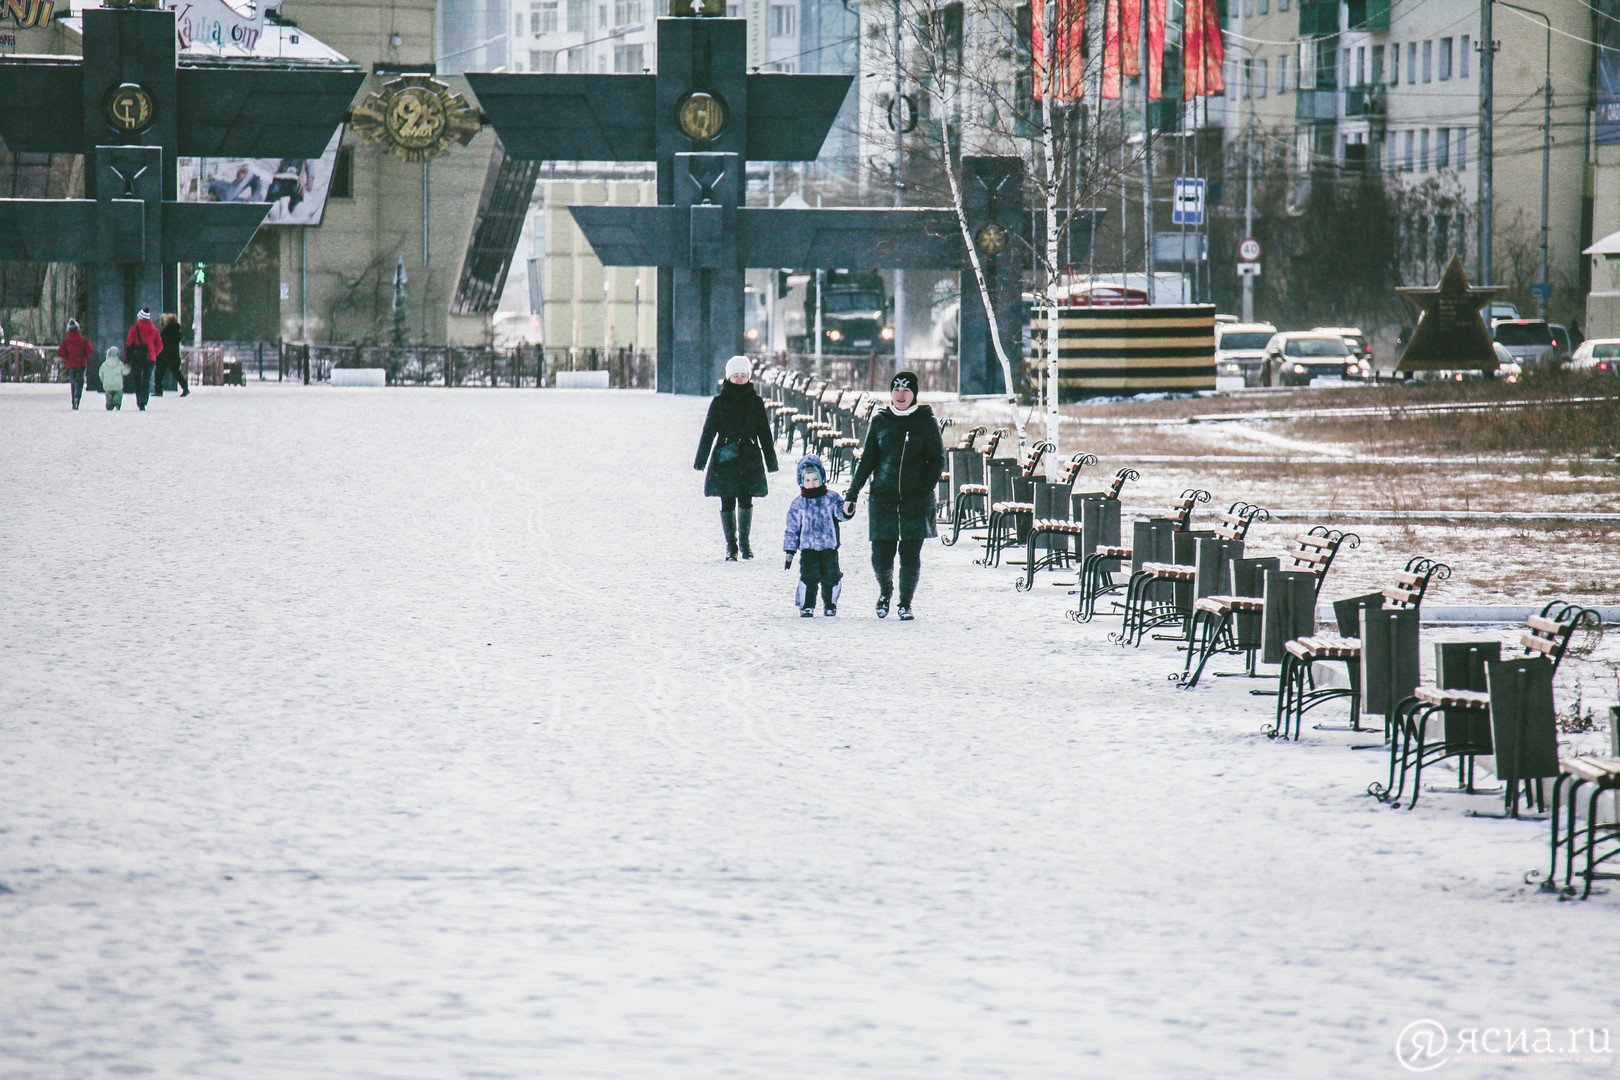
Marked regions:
[843,370,946,620]
[156,313,189,397]
[694,356,779,560]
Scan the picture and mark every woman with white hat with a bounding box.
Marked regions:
[694,356,778,560]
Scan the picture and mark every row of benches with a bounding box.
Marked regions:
[753,375,1617,899]
[925,422,1616,900]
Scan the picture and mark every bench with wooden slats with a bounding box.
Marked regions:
[978,440,1059,566]
[1269,557,1453,739]
[1031,467,1136,535]
[1177,526,1361,688]
[1373,601,1604,811]
[942,428,1006,545]
[1114,501,1272,648]
[1070,488,1211,623]
[1544,755,1620,899]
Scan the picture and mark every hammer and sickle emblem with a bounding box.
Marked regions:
[102,83,155,134]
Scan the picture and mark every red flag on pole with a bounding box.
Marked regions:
[1182,0,1205,99]
[1147,0,1165,99]
[1121,0,1141,77]
[1033,0,1088,101]
[1202,0,1226,95]
[1101,0,1122,99]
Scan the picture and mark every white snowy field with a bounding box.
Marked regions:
[2,383,1616,1080]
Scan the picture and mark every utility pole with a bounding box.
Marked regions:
[1139,0,1155,304]
[1496,1,1552,317]
[891,0,907,372]
[1478,0,1496,284]
[1242,63,1254,323]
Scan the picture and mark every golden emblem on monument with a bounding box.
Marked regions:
[103,82,156,135]
[351,75,482,163]
[676,92,727,144]
[975,223,1009,256]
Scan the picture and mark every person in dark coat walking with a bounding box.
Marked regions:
[843,370,946,620]
[155,313,189,397]
[694,355,779,560]
[56,319,93,410]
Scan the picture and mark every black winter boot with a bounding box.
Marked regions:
[721,509,739,561]
[737,505,755,559]
[898,564,920,619]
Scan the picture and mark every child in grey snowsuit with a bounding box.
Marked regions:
[783,454,853,617]
[99,346,128,411]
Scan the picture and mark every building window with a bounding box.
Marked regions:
[1420,128,1429,170]
[1461,36,1471,77]
[1355,46,1365,85]
[1371,44,1384,83]
[1256,59,1268,98]
[1439,37,1452,80]
[1341,47,1350,88]
[770,4,796,36]
[598,5,607,30]
[1389,41,1398,84]
[613,0,642,24]
[530,48,556,71]
[1403,129,1414,171]
[330,146,354,198]
[774,59,797,72]
[1258,0,1268,14]
[1456,127,1468,170]
[1406,42,1416,84]
[536,1,559,31]
[1279,0,1288,11]
[727,3,738,14]
[613,42,643,71]
[515,13,523,37]
[1422,40,1432,82]
[566,0,587,31]
[1278,54,1290,93]
[1437,127,1451,168]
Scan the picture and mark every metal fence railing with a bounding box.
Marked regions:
[2,341,659,390]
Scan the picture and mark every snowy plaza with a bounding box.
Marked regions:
[2,383,1616,1079]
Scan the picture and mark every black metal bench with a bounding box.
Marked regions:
[1111,502,1269,648]
[1019,467,1138,593]
[1177,526,1359,688]
[1071,488,1210,623]
[936,424,986,525]
[942,428,1007,547]
[1371,602,1603,812]
[976,441,1058,567]
[1266,557,1452,741]
[1539,754,1620,899]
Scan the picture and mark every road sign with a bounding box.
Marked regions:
[1530,281,1553,300]
[1238,236,1262,262]
[1236,262,1261,277]
[1172,178,1205,226]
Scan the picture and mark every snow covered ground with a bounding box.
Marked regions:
[2,383,1617,1079]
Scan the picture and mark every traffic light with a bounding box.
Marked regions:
[192,263,206,286]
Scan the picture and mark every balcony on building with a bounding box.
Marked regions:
[1344,84,1386,118]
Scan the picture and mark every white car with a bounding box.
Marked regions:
[1566,338,1620,376]
[1310,325,1374,379]
[1260,331,1355,387]
[1214,321,1277,387]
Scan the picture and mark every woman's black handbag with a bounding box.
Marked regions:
[126,343,149,364]
[715,438,746,465]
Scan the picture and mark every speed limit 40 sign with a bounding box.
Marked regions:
[1238,237,1262,262]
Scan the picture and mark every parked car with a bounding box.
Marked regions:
[1547,323,1574,360]
[1491,319,1558,372]
[1260,331,1354,387]
[1310,325,1374,378]
[1411,341,1514,383]
[1566,338,1620,376]
[1485,300,1520,322]
[1215,321,1277,387]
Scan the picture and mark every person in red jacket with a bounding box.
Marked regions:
[56,319,94,410]
[124,307,163,411]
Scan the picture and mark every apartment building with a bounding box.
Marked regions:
[1222,0,1590,318]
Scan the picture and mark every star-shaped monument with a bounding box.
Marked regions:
[1395,255,1503,373]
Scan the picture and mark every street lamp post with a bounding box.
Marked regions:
[1494,0,1552,319]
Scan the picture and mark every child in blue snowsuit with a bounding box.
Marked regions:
[783,454,853,617]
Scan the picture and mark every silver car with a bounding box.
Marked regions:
[1491,320,1558,372]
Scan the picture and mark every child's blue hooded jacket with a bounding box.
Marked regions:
[783,454,851,552]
